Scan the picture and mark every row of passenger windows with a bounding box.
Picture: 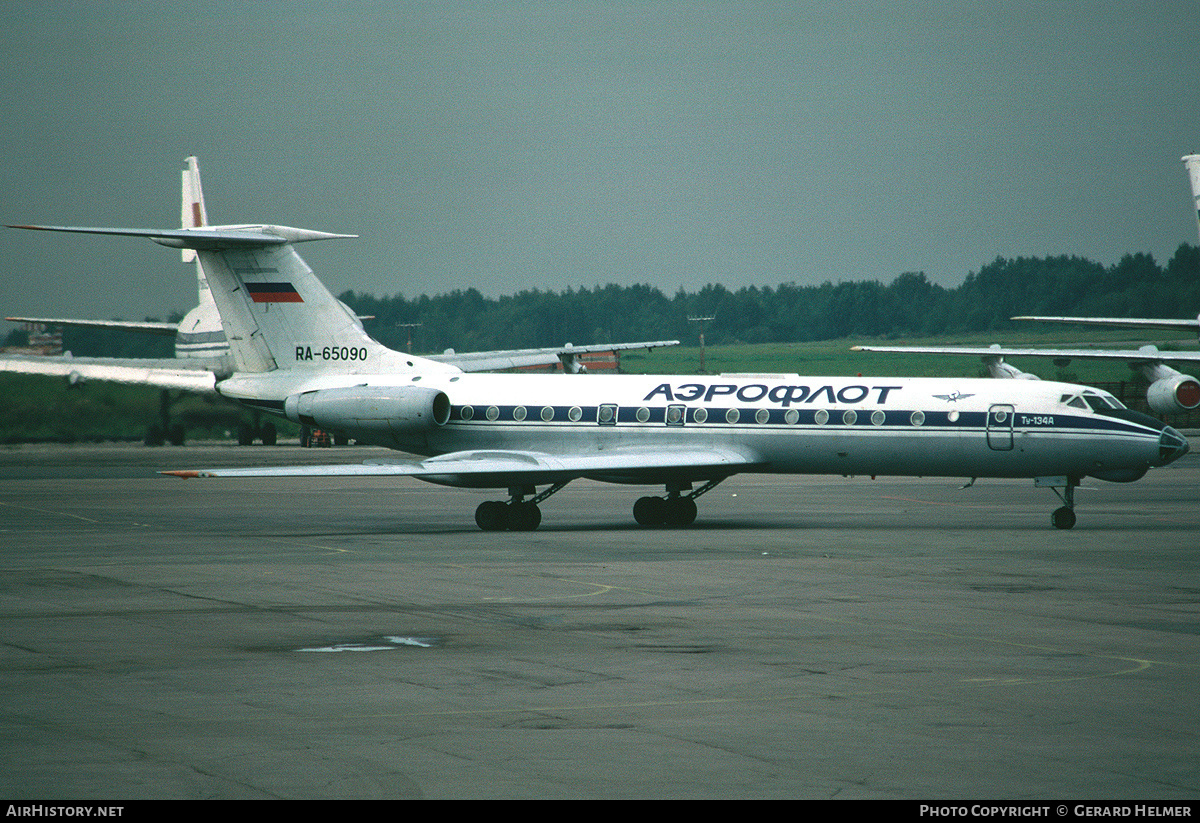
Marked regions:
[456,405,930,427]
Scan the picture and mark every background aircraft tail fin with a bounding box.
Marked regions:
[181,156,208,260]
[181,156,215,306]
[1184,154,1200,242]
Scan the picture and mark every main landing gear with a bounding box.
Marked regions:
[473,478,726,531]
[475,482,569,532]
[632,478,724,528]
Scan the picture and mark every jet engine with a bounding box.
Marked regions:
[284,385,451,434]
[1145,373,1200,415]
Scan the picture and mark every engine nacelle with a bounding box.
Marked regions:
[1145,374,1200,414]
[284,385,451,434]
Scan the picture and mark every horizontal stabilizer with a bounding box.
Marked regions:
[7,224,355,250]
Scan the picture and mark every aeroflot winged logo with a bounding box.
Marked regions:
[246,282,303,303]
[933,392,975,403]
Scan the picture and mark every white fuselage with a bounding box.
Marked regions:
[216,370,1179,484]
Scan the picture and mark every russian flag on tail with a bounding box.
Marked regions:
[246,282,303,303]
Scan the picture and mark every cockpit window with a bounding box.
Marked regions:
[1082,392,1125,411]
[1061,394,1088,410]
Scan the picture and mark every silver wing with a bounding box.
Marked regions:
[164,445,762,488]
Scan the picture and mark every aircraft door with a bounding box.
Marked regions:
[987,404,1015,451]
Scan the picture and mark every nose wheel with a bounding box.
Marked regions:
[1040,476,1079,530]
[1051,506,1076,530]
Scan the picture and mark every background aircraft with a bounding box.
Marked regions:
[1,158,679,444]
[853,154,1200,417]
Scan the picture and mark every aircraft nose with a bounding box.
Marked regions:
[1158,425,1190,465]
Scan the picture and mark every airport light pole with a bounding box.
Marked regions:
[688,315,715,373]
[397,323,422,353]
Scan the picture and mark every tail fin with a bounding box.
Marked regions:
[12,160,462,378]
[181,156,215,308]
[181,156,208,256]
[1185,154,1200,242]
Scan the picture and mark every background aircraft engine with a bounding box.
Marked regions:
[284,385,451,434]
[1145,374,1200,414]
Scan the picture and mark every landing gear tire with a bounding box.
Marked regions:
[634,495,698,527]
[475,500,508,531]
[1052,506,1076,530]
[475,500,542,531]
[634,496,667,526]
[506,501,542,532]
[261,422,277,446]
[664,496,698,526]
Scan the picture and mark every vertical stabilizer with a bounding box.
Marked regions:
[181,156,215,307]
[1184,154,1200,241]
[193,234,457,376]
[181,156,208,257]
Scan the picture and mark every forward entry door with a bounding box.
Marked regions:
[987,404,1015,451]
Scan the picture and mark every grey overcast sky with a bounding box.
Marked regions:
[2,0,1199,324]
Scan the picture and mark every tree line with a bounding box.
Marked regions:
[345,243,1200,354]
[7,243,1197,357]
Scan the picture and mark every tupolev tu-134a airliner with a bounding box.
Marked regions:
[8,183,1189,532]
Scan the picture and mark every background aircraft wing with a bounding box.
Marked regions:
[851,343,1200,363]
[164,444,762,485]
[6,316,180,335]
[1012,316,1200,333]
[425,340,680,373]
[0,353,220,391]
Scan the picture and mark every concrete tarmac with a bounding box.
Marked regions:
[1,441,1198,799]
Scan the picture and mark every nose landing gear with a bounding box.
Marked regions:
[1038,476,1079,530]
